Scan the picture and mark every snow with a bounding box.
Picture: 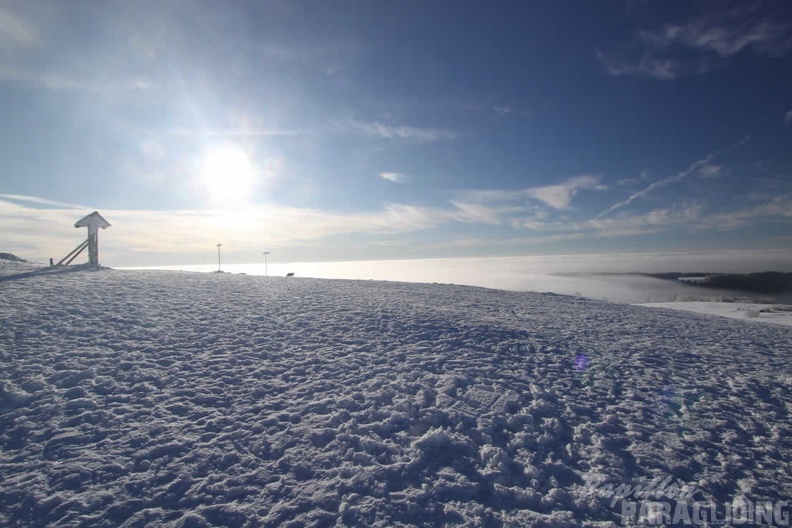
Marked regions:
[637,302,792,327]
[1,263,791,526]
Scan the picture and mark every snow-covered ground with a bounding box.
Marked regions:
[637,302,792,328]
[1,263,791,527]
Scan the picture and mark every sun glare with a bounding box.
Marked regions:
[199,145,257,206]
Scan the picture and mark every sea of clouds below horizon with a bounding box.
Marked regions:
[120,251,792,304]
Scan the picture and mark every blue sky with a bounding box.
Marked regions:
[1,0,791,266]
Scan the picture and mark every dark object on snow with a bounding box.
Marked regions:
[286,272,295,277]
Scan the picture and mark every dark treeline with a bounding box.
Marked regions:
[650,272,792,295]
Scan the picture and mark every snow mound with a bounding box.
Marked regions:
[0,256,40,278]
[1,270,790,527]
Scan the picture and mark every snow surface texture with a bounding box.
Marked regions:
[1,265,791,527]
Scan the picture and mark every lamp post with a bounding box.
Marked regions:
[216,243,222,273]
[263,251,270,277]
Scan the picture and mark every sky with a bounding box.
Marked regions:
[0,0,791,267]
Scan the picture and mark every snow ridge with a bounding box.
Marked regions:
[1,269,791,527]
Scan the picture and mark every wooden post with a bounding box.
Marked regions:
[88,233,98,267]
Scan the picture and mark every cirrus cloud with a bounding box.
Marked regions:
[461,175,606,210]
[598,3,792,80]
[379,172,408,183]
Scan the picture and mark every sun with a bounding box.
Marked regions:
[199,145,257,206]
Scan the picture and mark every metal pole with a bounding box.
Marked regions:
[216,243,222,272]
[263,251,270,277]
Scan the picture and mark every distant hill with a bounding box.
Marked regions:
[0,253,27,263]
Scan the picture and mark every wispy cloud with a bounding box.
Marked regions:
[8,191,785,263]
[139,140,166,160]
[598,134,754,218]
[347,120,457,142]
[697,194,792,230]
[379,172,408,183]
[0,5,38,48]
[164,111,305,139]
[0,5,154,94]
[493,104,533,118]
[0,66,153,93]
[192,128,302,138]
[448,202,502,225]
[598,4,792,79]
[590,203,705,237]
[502,233,588,245]
[616,170,651,187]
[595,49,685,80]
[462,175,606,210]
[509,201,709,238]
[168,126,300,139]
[526,175,606,209]
[0,194,518,261]
[428,232,589,249]
[509,215,578,232]
[0,194,87,210]
[508,195,792,237]
[514,190,792,241]
[786,110,792,123]
[650,17,792,58]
